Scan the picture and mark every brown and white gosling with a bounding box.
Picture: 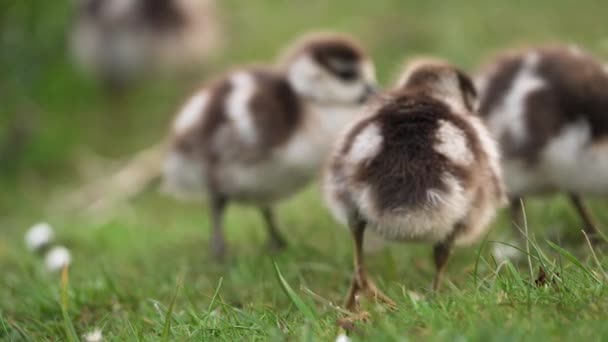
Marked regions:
[163,33,377,259]
[71,0,220,92]
[477,46,608,247]
[324,59,506,310]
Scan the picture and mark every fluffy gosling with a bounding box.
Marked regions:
[325,59,506,310]
[477,46,608,245]
[163,32,377,260]
[71,0,221,92]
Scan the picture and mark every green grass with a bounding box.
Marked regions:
[2,0,608,340]
[1,189,607,341]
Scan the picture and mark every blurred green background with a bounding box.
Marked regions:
[1,1,608,340]
[2,0,608,186]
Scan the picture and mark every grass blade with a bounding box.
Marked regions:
[582,230,607,281]
[126,319,143,342]
[0,311,9,338]
[273,262,317,321]
[519,199,534,281]
[5,320,35,342]
[546,240,601,283]
[474,233,490,290]
[206,277,223,314]
[504,261,526,289]
[300,286,351,315]
[161,277,183,342]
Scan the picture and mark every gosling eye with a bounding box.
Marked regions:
[328,58,360,81]
[335,68,359,81]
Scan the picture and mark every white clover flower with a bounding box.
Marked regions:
[83,328,103,342]
[25,222,54,251]
[44,246,72,272]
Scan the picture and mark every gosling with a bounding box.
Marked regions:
[163,32,378,260]
[324,59,506,310]
[71,0,220,92]
[477,45,608,246]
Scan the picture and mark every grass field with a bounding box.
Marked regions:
[1,0,608,340]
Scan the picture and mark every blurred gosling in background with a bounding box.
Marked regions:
[71,0,221,93]
[163,32,378,260]
[477,45,608,255]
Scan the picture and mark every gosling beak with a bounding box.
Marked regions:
[359,84,379,103]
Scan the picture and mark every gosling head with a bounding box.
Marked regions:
[281,33,377,106]
[396,58,478,114]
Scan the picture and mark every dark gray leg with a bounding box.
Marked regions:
[432,238,453,292]
[209,192,227,260]
[260,206,287,251]
[344,219,366,310]
[344,217,395,311]
[569,194,602,244]
[510,197,526,244]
